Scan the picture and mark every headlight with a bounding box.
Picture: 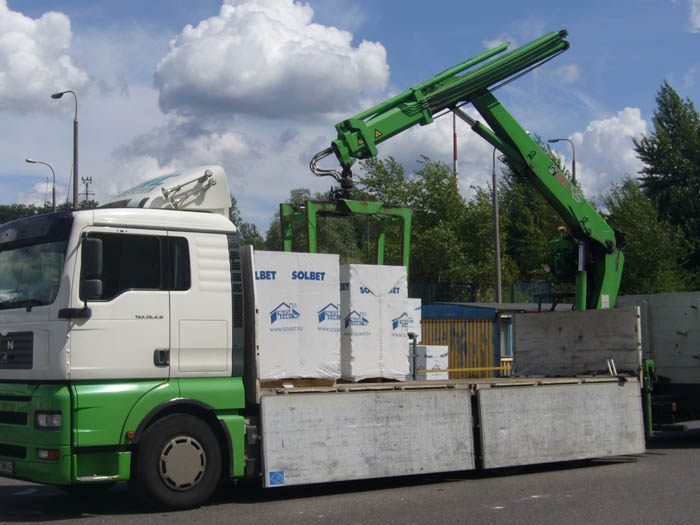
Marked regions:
[35,411,62,429]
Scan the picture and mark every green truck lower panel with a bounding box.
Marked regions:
[0,377,246,486]
[0,383,72,485]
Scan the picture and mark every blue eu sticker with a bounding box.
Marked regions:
[269,470,285,486]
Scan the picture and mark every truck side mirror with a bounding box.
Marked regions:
[80,238,103,301]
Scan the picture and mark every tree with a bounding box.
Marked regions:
[634,81,700,274]
[264,188,367,263]
[230,195,264,249]
[359,155,501,301]
[604,177,691,293]
[0,204,42,224]
[498,142,573,290]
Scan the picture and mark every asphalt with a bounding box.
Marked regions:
[1,428,699,524]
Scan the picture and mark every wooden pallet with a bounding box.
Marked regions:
[259,378,336,388]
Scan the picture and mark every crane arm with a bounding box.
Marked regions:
[311,29,623,309]
[312,30,568,184]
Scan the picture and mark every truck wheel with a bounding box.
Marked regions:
[130,414,222,510]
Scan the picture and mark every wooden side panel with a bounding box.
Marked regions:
[513,307,641,377]
[422,319,495,378]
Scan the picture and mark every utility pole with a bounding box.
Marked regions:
[80,176,94,207]
[453,111,459,194]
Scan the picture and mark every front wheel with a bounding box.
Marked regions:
[130,414,222,510]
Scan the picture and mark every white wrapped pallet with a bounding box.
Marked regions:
[340,264,409,381]
[406,298,422,343]
[409,345,449,380]
[252,251,340,380]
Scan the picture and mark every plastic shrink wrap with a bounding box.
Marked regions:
[340,264,409,381]
[406,298,422,342]
[409,345,449,380]
[251,251,340,380]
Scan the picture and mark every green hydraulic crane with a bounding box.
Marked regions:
[308,29,624,310]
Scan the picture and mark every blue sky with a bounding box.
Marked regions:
[1,0,698,230]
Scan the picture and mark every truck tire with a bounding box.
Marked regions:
[130,414,222,510]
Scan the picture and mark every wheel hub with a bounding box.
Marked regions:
[158,435,207,491]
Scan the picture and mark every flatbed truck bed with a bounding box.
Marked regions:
[255,374,644,488]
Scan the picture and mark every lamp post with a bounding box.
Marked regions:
[25,158,56,211]
[492,147,502,303]
[51,90,78,208]
[548,137,576,184]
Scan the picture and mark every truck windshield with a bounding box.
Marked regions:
[0,212,72,310]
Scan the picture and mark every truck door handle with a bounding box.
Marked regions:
[154,349,170,367]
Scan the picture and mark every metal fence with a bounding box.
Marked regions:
[409,281,553,304]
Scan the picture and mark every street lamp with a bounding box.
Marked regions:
[51,90,78,208]
[492,147,502,303]
[548,138,576,185]
[25,158,56,211]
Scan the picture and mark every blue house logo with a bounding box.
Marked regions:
[270,302,300,324]
[317,303,340,323]
[391,312,412,330]
[344,310,369,328]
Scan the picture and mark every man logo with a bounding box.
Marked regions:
[0,339,14,363]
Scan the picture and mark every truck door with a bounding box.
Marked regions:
[167,232,233,378]
[69,229,171,380]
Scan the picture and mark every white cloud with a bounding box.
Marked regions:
[569,107,647,198]
[364,108,494,196]
[110,113,337,227]
[0,0,88,111]
[683,63,700,87]
[154,0,389,118]
[690,0,700,32]
[552,64,581,84]
[17,180,68,208]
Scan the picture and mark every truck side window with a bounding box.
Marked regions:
[82,233,162,300]
[169,237,190,291]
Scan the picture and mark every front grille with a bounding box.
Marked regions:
[0,332,33,370]
[0,395,31,402]
[0,411,27,425]
[0,444,26,459]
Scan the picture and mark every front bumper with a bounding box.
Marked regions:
[0,382,72,485]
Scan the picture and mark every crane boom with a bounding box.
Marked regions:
[311,29,624,310]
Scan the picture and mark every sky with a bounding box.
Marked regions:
[1,0,699,231]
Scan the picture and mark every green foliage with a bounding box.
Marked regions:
[604,177,691,293]
[263,188,368,264]
[499,145,568,285]
[634,81,700,274]
[0,199,99,225]
[358,155,501,301]
[230,195,265,249]
[0,203,63,224]
[79,200,99,210]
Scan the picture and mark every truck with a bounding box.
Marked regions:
[616,292,700,427]
[0,30,644,510]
